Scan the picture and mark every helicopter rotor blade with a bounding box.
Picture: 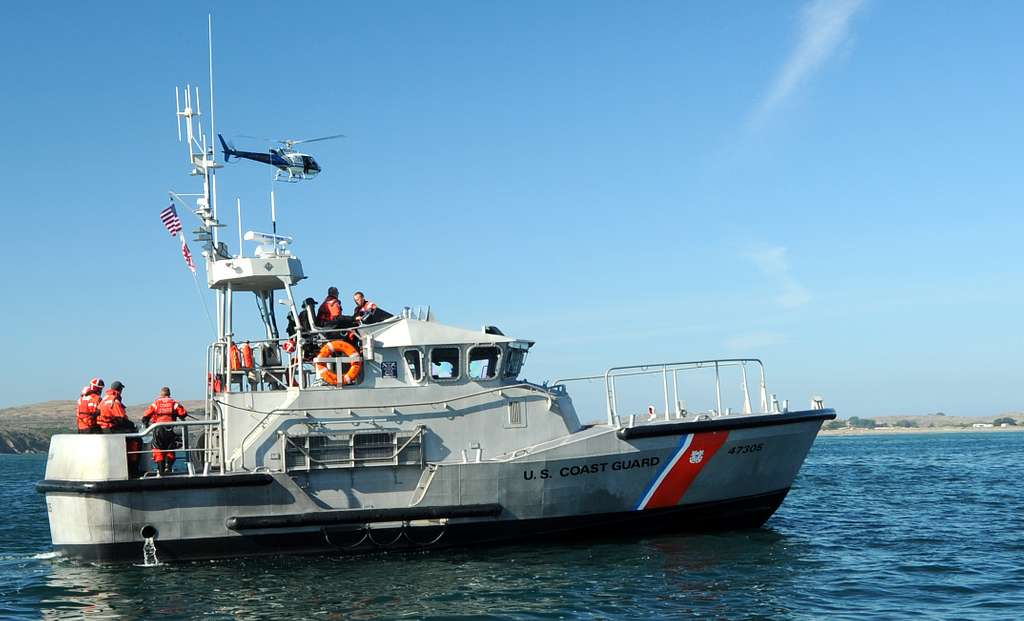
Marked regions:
[286,133,347,146]
[238,134,275,142]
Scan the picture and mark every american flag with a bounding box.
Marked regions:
[181,239,196,273]
[160,204,183,237]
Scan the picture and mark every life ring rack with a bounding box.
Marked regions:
[314,339,363,386]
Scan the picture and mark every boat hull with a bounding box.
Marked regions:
[50,488,790,563]
[39,410,833,563]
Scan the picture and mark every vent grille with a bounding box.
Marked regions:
[354,432,394,461]
[283,428,423,471]
[506,400,527,428]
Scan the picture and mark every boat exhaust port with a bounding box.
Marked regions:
[140,525,160,566]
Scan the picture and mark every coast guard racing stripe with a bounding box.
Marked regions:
[635,431,730,510]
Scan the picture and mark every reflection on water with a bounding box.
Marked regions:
[23,533,807,620]
[4,433,1024,620]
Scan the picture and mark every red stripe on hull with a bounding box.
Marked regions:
[643,431,730,509]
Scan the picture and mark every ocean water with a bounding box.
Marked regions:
[2,433,1022,620]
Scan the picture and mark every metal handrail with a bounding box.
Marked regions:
[552,360,761,385]
[122,419,225,476]
[299,313,402,338]
[580,358,770,426]
[210,336,301,395]
[224,381,555,417]
[127,419,222,438]
[312,355,363,364]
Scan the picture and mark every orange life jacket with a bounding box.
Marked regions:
[241,342,254,368]
[354,300,377,318]
[76,391,102,431]
[143,396,187,426]
[230,343,242,370]
[316,296,343,324]
[97,389,127,430]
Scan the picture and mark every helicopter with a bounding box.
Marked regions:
[218,133,344,182]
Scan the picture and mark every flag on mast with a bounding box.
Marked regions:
[180,237,197,273]
[160,204,183,236]
[159,204,196,272]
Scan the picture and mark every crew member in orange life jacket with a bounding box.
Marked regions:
[316,287,343,325]
[97,381,130,432]
[98,381,143,477]
[142,387,188,476]
[76,377,104,433]
[317,286,356,336]
[352,291,392,325]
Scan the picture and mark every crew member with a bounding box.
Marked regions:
[352,291,393,325]
[75,377,104,434]
[317,287,356,338]
[300,297,318,331]
[316,287,344,325]
[98,381,142,477]
[287,298,322,361]
[98,381,130,432]
[142,387,188,476]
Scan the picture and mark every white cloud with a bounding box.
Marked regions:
[725,332,788,350]
[749,246,811,309]
[753,0,866,123]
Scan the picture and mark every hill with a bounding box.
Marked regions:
[0,399,206,454]
[822,412,1023,433]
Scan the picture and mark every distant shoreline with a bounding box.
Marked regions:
[820,426,1024,437]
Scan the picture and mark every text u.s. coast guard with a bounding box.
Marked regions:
[523,456,660,480]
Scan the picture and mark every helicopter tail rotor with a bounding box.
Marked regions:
[218,134,236,161]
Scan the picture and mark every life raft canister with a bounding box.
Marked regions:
[315,339,363,386]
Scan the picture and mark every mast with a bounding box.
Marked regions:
[172,17,227,347]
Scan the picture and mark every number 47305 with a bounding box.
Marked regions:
[728,443,764,455]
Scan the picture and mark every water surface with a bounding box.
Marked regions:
[2,433,1022,619]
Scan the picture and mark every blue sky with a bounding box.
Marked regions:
[0,1,1021,418]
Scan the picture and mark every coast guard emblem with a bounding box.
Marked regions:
[689,449,704,464]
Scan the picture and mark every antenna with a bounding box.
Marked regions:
[169,17,225,262]
[175,87,182,141]
[236,198,243,258]
[195,86,204,155]
[208,14,217,165]
[270,190,277,238]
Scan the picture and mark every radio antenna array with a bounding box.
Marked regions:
[171,14,226,261]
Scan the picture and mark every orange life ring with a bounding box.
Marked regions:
[315,340,363,386]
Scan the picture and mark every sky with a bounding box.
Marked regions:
[0,1,1021,418]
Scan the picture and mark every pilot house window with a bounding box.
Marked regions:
[404,350,422,381]
[504,345,528,379]
[430,347,461,380]
[468,346,501,380]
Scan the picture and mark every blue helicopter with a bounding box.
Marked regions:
[218,133,344,181]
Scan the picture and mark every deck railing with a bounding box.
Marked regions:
[553,358,776,426]
[124,419,225,477]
